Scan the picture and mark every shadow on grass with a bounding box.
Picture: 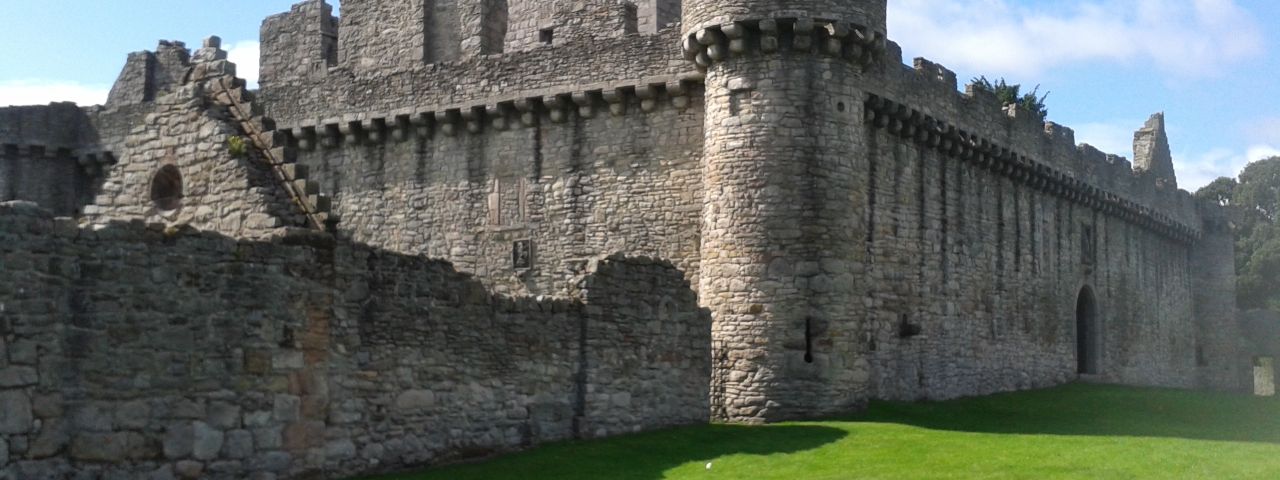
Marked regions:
[852,383,1280,445]
[362,424,847,480]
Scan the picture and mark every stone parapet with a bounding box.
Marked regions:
[863,93,1200,244]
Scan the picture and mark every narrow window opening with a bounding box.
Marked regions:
[898,314,922,339]
[149,165,183,212]
[1081,223,1097,266]
[728,89,752,116]
[1196,345,1208,367]
[539,28,555,46]
[803,317,814,364]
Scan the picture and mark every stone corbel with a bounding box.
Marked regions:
[436,110,461,137]
[412,113,434,138]
[793,18,815,51]
[759,19,779,53]
[603,89,628,117]
[572,92,596,119]
[514,98,540,127]
[392,114,413,142]
[322,123,341,148]
[545,95,570,124]
[487,104,510,131]
[637,85,659,113]
[463,107,484,134]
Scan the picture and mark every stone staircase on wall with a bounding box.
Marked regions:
[189,37,335,231]
[209,76,334,231]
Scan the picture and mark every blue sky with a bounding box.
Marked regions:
[1,0,1277,190]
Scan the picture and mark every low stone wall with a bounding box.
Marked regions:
[0,202,710,479]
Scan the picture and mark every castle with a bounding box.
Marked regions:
[0,0,1253,478]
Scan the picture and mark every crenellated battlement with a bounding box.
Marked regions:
[869,54,1202,237]
[259,0,683,88]
[862,93,1200,244]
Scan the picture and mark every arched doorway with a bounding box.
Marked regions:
[1076,286,1099,375]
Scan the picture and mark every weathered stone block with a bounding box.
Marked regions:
[174,459,204,479]
[0,366,37,387]
[31,393,62,418]
[251,426,282,450]
[0,390,33,434]
[393,389,436,412]
[70,433,130,462]
[163,422,194,459]
[70,403,113,432]
[325,438,356,460]
[206,402,241,429]
[222,429,254,459]
[8,341,36,365]
[244,350,271,375]
[282,421,323,450]
[250,451,291,473]
[191,421,224,461]
[28,418,69,459]
[272,395,300,422]
[114,400,151,429]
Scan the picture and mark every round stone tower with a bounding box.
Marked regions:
[684,1,888,422]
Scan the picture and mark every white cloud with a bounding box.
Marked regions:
[1244,117,1280,145]
[888,0,1264,77]
[1073,119,1140,158]
[0,80,110,107]
[226,40,261,89]
[1175,144,1280,190]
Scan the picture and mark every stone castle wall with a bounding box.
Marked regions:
[0,0,1255,472]
[0,202,709,479]
[248,0,1243,419]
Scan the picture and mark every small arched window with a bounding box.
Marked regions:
[149,165,183,211]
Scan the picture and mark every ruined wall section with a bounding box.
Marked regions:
[0,205,334,480]
[635,0,681,34]
[541,0,639,47]
[575,254,711,437]
[106,41,192,108]
[260,0,339,89]
[336,0,462,70]
[0,104,102,216]
[83,82,306,239]
[0,203,710,479]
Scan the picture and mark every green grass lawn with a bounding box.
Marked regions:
[363,384,1280,479]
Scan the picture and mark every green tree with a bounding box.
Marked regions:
[1197,157,1280,312]
[1239,236,1280,312]
[971,76,1050,118]
[1195,176,1238,207]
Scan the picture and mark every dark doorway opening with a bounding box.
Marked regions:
[1076,286,1099,375]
